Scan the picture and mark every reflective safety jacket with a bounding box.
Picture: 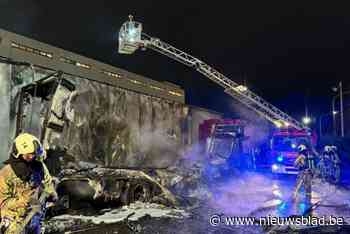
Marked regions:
[294,151,315,171]
[0,157,56,224]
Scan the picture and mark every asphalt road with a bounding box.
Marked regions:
[48,171,350,234]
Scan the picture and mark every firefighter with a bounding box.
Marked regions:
[0,133,58,234]
[321,145,341,183]
[329,146,340,164]
[293,144,315,202]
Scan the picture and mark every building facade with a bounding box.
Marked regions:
[0,29,186,167]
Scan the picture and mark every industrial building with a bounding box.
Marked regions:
[0,28,219,166]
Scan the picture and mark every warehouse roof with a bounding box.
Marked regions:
[0,29,184,103]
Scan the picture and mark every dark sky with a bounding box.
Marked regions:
[1,0,350,122]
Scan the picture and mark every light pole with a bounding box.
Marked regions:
[340,82,344,137]
[319,112,337,137]
[331,88,350,137]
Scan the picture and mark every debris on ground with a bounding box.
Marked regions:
[44,202,189,233]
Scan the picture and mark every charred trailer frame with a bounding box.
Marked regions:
[1,28,185,211]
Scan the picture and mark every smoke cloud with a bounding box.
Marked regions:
[230,101,271,151]
[137,128,180,168]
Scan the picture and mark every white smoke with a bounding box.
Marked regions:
[188,106,222,146]
[230,101,271,151]
[209,173,277,216]
[137,127,180,168]
[124,99,185,169]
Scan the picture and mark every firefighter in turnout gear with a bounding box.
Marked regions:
[293,144,315,204]
[0,133,57,234]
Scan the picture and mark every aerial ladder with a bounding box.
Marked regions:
[118,15,308,131]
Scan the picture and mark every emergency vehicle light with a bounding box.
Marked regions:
[277,155,284,162]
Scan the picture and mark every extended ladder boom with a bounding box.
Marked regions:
[118,16,308,130]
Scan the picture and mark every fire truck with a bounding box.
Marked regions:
[117,16,313,176]
[268,128,317,174]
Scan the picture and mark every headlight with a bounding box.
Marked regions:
[272,164,279,171]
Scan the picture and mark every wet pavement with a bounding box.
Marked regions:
[205,171,350,233]
[209,172,350,219]
[46,171,350,233]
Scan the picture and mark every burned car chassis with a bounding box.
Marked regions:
[56,168,177,212]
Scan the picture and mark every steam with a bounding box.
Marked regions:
[133,127,181,168]
[208,173,278,216]
[192,108,222,123]
[181,143,206,164]
[189,107,222,146]
[230,102,271,151]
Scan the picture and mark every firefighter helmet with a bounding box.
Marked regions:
[324,145,332,153]
[13,133,45,159]
[330,145,337,152]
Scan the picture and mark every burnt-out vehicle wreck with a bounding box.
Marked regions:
[12,70,178,214]
[1,29,226,233]
[0,29,189,218]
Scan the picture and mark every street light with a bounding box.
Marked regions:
[331,88,350,137]
[302,116,311,125]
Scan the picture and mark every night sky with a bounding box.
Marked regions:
[1,1,350,123]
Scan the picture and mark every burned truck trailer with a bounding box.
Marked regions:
[0,28,188,208]
[198,119,253,179]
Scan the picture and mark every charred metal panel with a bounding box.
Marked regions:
[0,63,11,164]
[8,65,185,169]
[38,76,186,168]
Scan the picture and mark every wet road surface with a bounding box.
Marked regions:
[47,171,350,233]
